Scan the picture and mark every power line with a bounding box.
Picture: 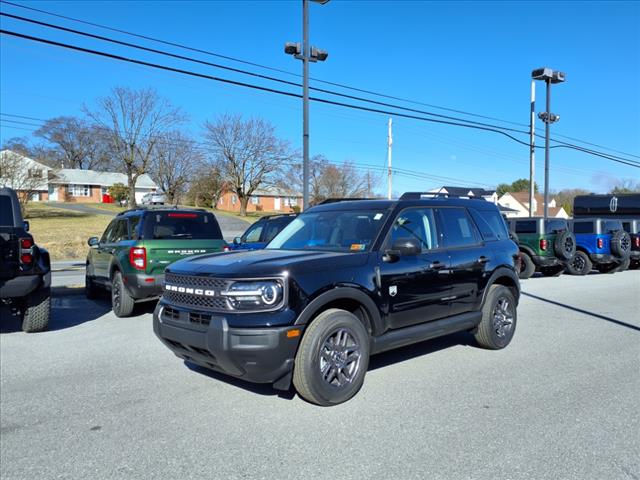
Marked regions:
[1,28,639,170]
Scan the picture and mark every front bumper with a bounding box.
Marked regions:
[153,302,302,388]
[123,272,165,300]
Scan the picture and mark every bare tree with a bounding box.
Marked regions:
[151,131,201,204]
[34,116,111,170]
[185,161,228,208]
[0,150,48,214]
[1,136,59,167]
[203,114,291,216]
[86,87,184,207]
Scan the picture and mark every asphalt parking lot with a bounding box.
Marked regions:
[1,271,639,480]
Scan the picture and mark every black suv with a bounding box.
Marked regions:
[0,187,51,332]
[153,194,520,406]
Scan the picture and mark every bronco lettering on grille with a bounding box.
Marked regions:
[165,284,216,297]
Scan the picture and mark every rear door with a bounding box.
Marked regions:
[438,207,488,317]
[379,207,452,329]
[139,211,226,275]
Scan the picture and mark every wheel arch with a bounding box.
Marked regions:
[482,267,520,307]
[518,245,536,258]
[294,287,384,336]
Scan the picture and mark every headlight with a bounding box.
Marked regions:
[222,279,285,311]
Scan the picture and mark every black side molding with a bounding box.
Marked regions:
[370,310,481,355]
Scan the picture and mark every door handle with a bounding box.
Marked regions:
[428,261,445,270]
[478,256,489,264]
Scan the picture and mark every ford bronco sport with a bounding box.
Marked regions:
[566,218,631,275]
[86,207,226,317]
[506,217,576,279]
[0,187,51,332]
[153,194,520,406]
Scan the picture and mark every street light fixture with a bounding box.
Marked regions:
[531,66,565,222]
[284,0,329,211]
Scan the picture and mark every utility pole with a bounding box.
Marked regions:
[543,79,551,221]
[387,117,393,199]
[302,0,310,211]
[529,80,535,217]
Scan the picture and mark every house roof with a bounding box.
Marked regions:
[252,186,303,197]
[506,191,546,205]
[50,169,158,189]
[0,150,51,190]
[433,186,496,197]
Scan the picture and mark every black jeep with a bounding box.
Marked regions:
[0,188,51,332]
[153,194,520,405]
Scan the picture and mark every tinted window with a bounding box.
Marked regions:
[603,220,622,233]
[545,219,568,233]
[515,220,537,234]
[573,222,593,234]
[622,222,631,233]
[469,208,507,241]
[388,208,439,251]
[142,212,223,240]
[263,217,292,243]
[129,216,142,240]
[439,208,480,248]
[100,220,117,243]
[107,220,128,243]
[242,222,264,243]
[0,196,13,226]
[268,209,387,252]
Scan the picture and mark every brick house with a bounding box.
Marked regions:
[217,187,303,213]
[498,191,568,218]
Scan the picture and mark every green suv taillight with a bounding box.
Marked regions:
[129,247,147,270]
[539,239,548,251]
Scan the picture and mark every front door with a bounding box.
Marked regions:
[274,197,281,211]
[48,185,58,201]
[379,207,452,329]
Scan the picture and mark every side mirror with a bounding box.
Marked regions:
[233,236,242,245]
[88,237,99,247]
[23,221,29,232]
[384,238,421,262]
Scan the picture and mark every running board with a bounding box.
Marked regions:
[370,311,482,355]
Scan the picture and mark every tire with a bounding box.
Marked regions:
[85,273,100,299]
[518,252,535,279]
[293,309,370,406]
[22,287,51,333]
[610,230,631,259]
[566,251,592,276]
[596,263,619,274]
[629,260,640,270]
[539,265,564,277]
[553,231,576,261]
[615,257,630,272]
[474,285,517,350]
[111,271,135,317]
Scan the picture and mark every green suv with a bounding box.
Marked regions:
[507,217,576,279]
[85,208,226,317]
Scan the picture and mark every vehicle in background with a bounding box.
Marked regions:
[140,192,167,205]
[573,193,640,218]
[85,208,226,317]
[228,214,297,251]
[621,218,640,270]
[506,217,576,279]
[0,187,51,332]
[566,218,631,275]
[154,193,520,406]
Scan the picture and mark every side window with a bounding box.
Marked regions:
[100,220,117,244]
[515,220,537,234]
[573,221,593,234]
[468,208,507,241]
[264,218,290,243]
[546,219,567,233]
[129,216,141,240]
[243,222,264,243]
[622,222,631,233]
[107,220,128,243]
[388,208,439,251]
[438,208,480,248]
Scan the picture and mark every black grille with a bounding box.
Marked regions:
[163,272,231,311]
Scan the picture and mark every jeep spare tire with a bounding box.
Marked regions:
[610,230,631,259]
[553,231,576,260]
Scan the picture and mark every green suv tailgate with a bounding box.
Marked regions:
[142,239,226,275]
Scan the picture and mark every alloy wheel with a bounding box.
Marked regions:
[319,328,362,388]
[492,297,514,338]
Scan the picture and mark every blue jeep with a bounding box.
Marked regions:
[229,214,297,251]
[566,218,631,275]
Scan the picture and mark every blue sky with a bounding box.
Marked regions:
[1,0,639,194]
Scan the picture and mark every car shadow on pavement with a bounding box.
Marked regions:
[522,292,640,332]
[368,331,473,371]
[184,362,297,400]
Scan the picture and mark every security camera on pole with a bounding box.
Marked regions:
[284,0,329,211]
[531,67,565,222]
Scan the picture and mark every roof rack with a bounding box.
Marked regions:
[116,205,207,216]
[318,197,378,205]
[399,192,486,200]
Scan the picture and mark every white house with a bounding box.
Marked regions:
[0,150,52,201]
[498,191,568,218]
[428,186,499,204]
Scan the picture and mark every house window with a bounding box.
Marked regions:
[251,196,259,205]
[289,197,297,206]
[231,194,237,205]
[69,184,90,197]
[28,168,43,178]
[101,186,109,195]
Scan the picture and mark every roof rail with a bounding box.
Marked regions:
[116,205,205,216]
[399,192,485,200]
[318,197,378,205]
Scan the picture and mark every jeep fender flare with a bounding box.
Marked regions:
[294,286,384,336]
[481,267,520,307]
[518,245,536,258]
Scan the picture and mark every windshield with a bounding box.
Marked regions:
[267,209,388,252]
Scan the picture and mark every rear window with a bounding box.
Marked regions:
[142,212,223,240]
[0,196,13,226]
[573,222,593,234]
[602,220,622,233]
[514,220,537,234]
[545,219,568,233]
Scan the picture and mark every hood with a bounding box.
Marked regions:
[167,249,369,278]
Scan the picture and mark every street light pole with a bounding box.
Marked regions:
[529,81,535,217]
[543,78,551,221]
[302,0,310,211]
